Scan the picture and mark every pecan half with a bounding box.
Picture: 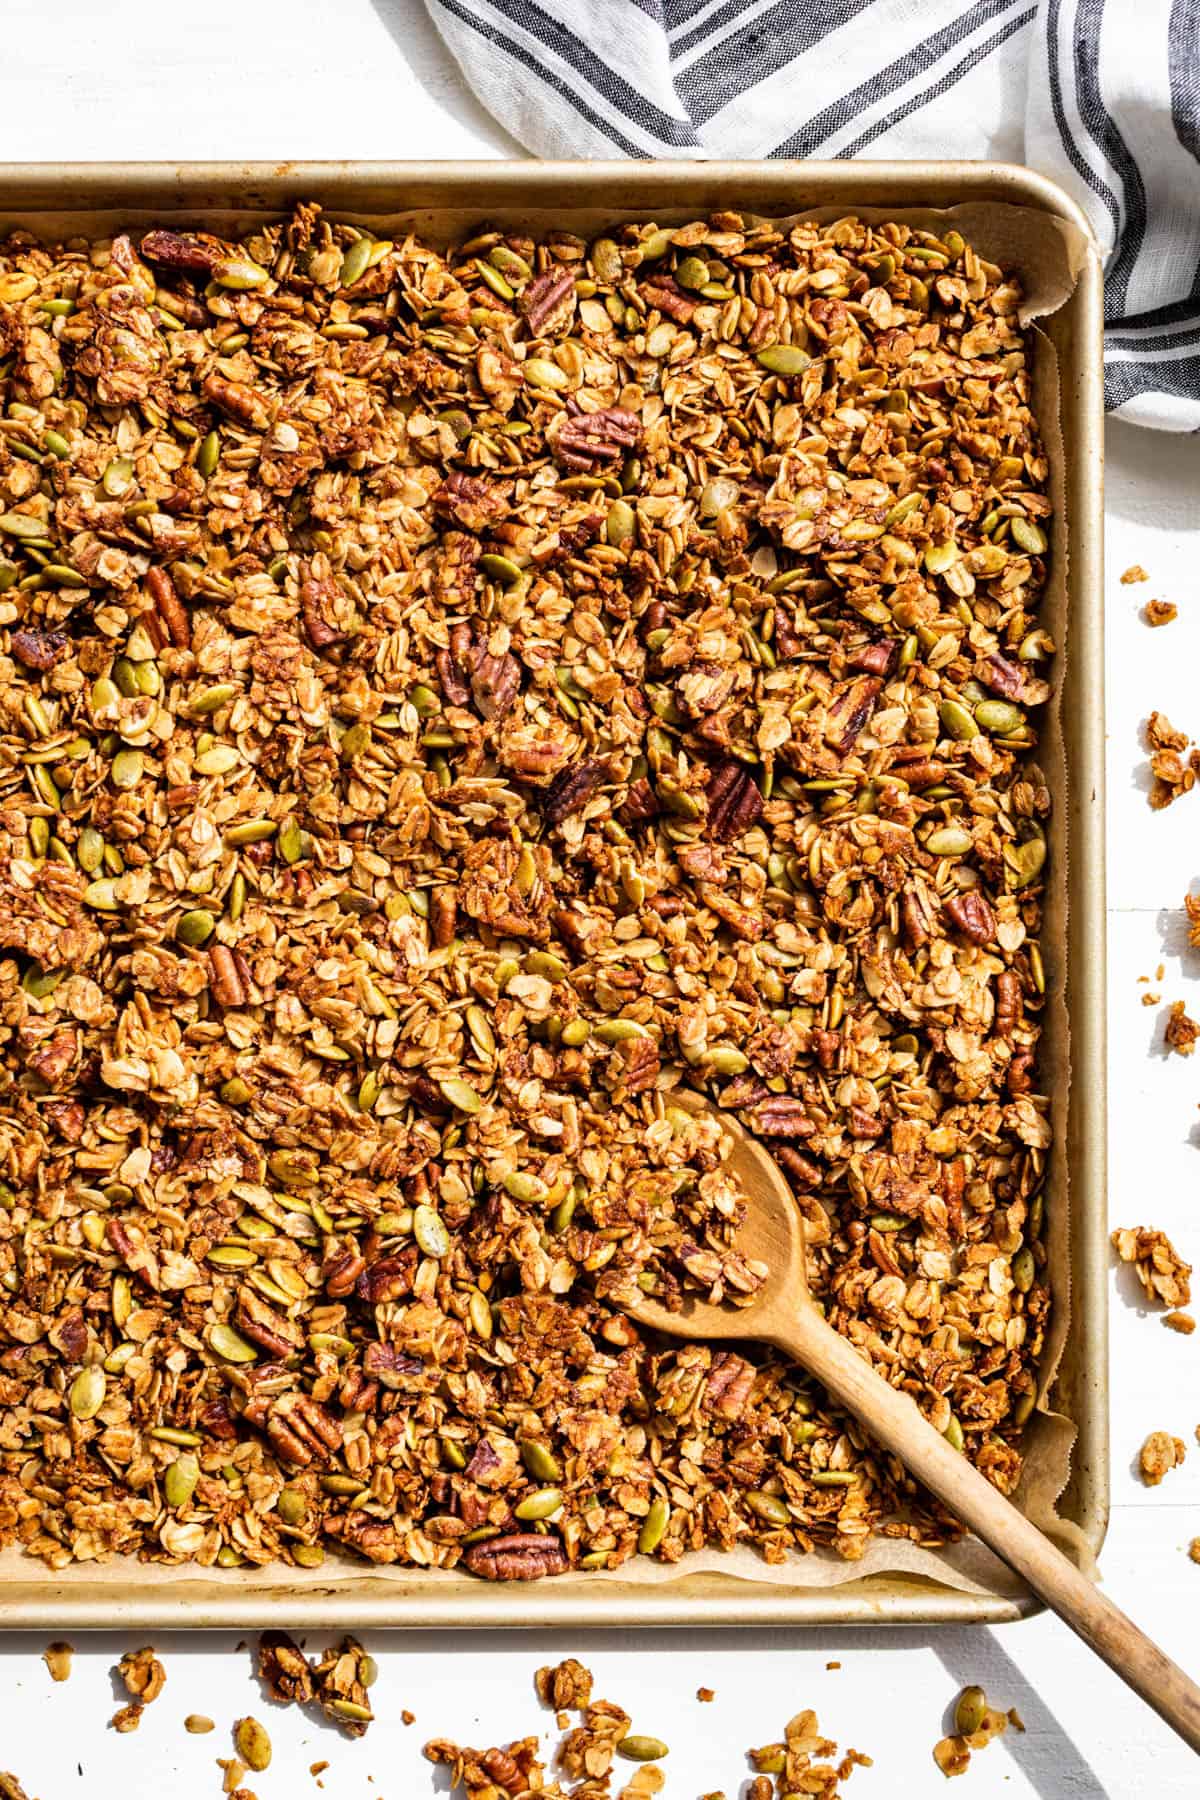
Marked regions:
[463,1532,568,1581]
[553,406,641,472]
[943,890,996,944]
[743,1095,815,1137]
[202,371,270,430]
[300,564,347,649]
[208,945,246,1008]
[704,760,763,842]
[433,470,507,532]
[542,757,609,825]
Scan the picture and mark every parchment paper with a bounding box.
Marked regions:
[0,193,1093,1608]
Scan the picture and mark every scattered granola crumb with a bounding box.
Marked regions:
[1144,599,1177,627]
[185,1715,215,1735]
[1142,991,1161,1005]
[535,1658,593,1711]
[697,1687,715,1703]
[309,1765,329,1779]
[258,1631,314,1707]
[0,1778,36,1800]
[1146,711,1198,807]
[826,1661,842,1671]
[1111,1227,1192,1308]
[934,1687,1012,1779]
[1122,564,1149,584]
[218,1759,247,1796]
[1165,1000,1200,1055]
[312,1637,375,1736]
[117,1647,166,1706]
[1164,1310,1195,1334]
[109,1704,142,1734]
[42,1642,72,1683]
[1140,1430,1187,1485]
[1189,1539,1200,1564]
[1007,1706,1026,1732]
[401,1711,415,1727]
[749,1709,871,1798]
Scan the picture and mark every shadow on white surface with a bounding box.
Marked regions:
[367,0,524,156]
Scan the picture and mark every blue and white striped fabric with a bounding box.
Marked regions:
[424,0,1200,431]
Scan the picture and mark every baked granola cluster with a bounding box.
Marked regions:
[0,206,1051,1577]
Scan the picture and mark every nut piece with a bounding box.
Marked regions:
[42,1641,72,1682]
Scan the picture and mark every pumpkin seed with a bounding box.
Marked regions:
[164,1452,200,1508]
[176,909,215,948]
[975,699,1024,736]
[235,1717,272,1772]
[594,1019,650,1043]
[277,1487,307,1525]
[618,1736,669,1762]
[747,1490,791,1526]
[638,1495,670,1553]
[756,344,811,376]
[514,1486,563,1521]
[226,818,277,845]
[1010,516,1047,555]
[292,1544,325,1568]
[606,499,636,546]
[207,1322,258,1363]
[1012,1246,1035,1292]
[189,683,239,716]
[413,1204,450,1258]
[955,1686,987,1736]
[926,826,974,857]
[520,1440,562,1482]
[674,255,709,291]
[339,236,374,288]
[69,1365,106,1419]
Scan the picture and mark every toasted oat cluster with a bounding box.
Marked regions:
[0,206,1051,1578]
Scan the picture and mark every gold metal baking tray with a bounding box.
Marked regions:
[0,161,1106,1628]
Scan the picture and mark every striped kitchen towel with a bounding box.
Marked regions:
[423,0,1200,431]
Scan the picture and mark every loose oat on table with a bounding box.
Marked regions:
[1164,999,1200,1056]
[41,1639,72,1681]
[1164,1309,1195,1334]
[1139,1430,1186,1486]
[0,205,1053,1582]
[1145,711,1199,808]
[1143,599,1177,627]
[186,1714,216,1735]
[1111,1226,1192,1309]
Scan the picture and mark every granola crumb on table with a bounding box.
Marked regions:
[1164,1000,1200,1056]
[1143,599,1177,627]
[1145,711,1199,808]
[41,1640,73,1682]
[1121,564,1149,584]
[1139,1430,1186,1486]
[0,206,1053,1582]
[1111,1226,1192,1309]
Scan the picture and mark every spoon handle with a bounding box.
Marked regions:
[777,1306,1200,1754]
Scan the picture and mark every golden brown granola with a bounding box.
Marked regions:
[1121,564,1149,584]
[1111,1227,1192,1308]
[1165,999,1200,1056]
[1164,1310,1195,1334]
[750,1708,872,1798]
[1139,1430,1186,1486]
[0,207,1052,1580]
[0,1778,36,1800]
[1146,711,1199,808]
[1144,599,1177,627]
[932,1687,1012,1780]
[536,1657,594,1712]
[110,1643,165,1730]
[311,1636,376,1736]
[1190,1538,1200,1563]
[258,1631,315,1707]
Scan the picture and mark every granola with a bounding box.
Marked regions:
[1164,1000,1200,1056]
[1145,711,1199,808]
[0,207,1053,1579]
[1139,1430,1186,1486]
[750,1708,872,1798]
[1111,1227,1191,1309]
[1143,599,1177,627]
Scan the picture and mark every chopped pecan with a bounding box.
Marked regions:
[704,1351,755,1420]
[10,626,68,671]
[743,1095,815,1137]
[981,654,1026,700]
[237,1288,304,1357]
[900,883,937,950]
[208,945,246,1008]
[356,1249,417,1303]
[300,568,347,649]
[145,566,189,648]
[704,760,763,842]
[824,676,881,754]
[430,884,458,947]
[994,970,1022,1037]
[257,1632,314,1706]
[639,275,696,323]
[202,371,270,430]
[519,268,576,336]
[433,470,507,532]
[553,406,641,472]
[471,647,520,721]
[140,229,223,274]
[618,775,659,824]
[846,639,898,676]
[463,1532,568,1580]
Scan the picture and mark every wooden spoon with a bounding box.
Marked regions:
[628,1091,1200,1753]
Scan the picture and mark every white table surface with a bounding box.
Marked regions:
[3,5,1200,1794]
